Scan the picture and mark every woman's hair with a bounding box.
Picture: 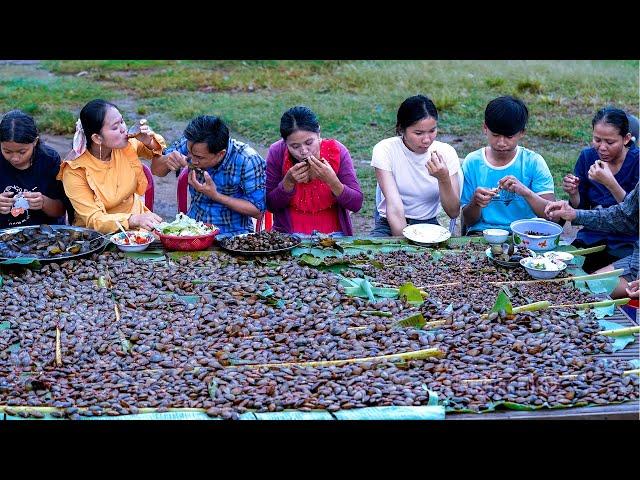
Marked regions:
[80,99,119,148]
[280,106,320,140]
[484,96,529,136]
[0,110,43,153]
[184,115,230,153]
[395,95,439,135]
[592,107,630,140]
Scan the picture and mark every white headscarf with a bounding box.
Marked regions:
[64,119,87,161]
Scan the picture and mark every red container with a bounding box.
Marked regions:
[157,227,219,252]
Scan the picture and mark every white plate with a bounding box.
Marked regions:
[402,223,451,245]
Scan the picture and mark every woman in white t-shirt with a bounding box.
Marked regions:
[370,94,462,236]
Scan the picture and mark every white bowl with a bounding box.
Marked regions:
[483,228,510,244]
[110,231,154,252]
[519,257,566,279]
[543,251,575,265]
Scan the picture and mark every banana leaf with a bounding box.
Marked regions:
[341,277,377,301]
[446,236,488,247]
[166,251,214,260]
[398,282,424,304]
[292,246,342,259]
[597,319,637,352]
[0,276,3,287]
[0,321,10,330]
[0,257,40,267]
[298,253,324,266]
[394,313,426,329]
[490,290,513,315]
[259,287,275,297]
[629,359,640,369]
[502,401,546,411]
[177,295,200,304]
[332,406,445,420]
[124,250,166,261]
[254,411,334,420]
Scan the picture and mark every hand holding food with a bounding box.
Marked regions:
[307,155,338,185]
[562,173,580,195]
[472,187,498,208]
[544,200,576,221]
[426,150,450,182]
[22,191,44,210]
[588,159,615,187]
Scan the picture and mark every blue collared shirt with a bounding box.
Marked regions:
[165,137,266,235]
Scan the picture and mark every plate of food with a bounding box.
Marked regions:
[0,224,109,262]
[402,223,451,246]
[218,231,301,255]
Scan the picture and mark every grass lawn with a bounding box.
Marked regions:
[2,60,637,219]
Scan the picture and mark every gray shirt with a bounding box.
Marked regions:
[575,182,638,235]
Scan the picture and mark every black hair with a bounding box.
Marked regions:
[484,96,529,136]
[0,109,44,154]
[592,107,630,139]
[280,106,320,140]
[183,115,230,153]
[395,95,438,135]
[79,99,119,148]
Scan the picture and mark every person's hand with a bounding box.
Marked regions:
[471,187,498,209]
[0,192,15,215]
[164,151,189,172]
[189,170,219,201]
[498,175,530,197]
[307,155,339,185]
[562,173,580,196]
[22,191,44,210]
[625,279,640,299]
[588,160,616,187]
[426,151,450,182]
[128,212,162,231]
[544,200,577,221]
[283,161,311,190]
[135,120,158,149]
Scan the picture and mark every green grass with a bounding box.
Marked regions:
[3,60,638,218]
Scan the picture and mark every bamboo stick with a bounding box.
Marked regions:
[565,245,607,256]
[55,327,62,367]
[480,298,629,319]
[551,298,630,309]
[114,304,120,323]
[424,320,447,329]
[600,326,640,337]
[489,269,625,286]
[623,369,640,376]
[227,347,444,369]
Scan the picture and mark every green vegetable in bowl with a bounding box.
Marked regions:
[156,213,217,236]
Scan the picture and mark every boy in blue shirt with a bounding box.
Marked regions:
[461,96,556,234]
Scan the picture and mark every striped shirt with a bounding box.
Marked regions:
[165,137,266,235]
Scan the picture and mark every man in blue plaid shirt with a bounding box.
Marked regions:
[152,115,266,235]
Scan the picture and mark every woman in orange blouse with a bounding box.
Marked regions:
[58,99,166,233]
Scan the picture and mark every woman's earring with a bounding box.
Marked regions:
[99,143,102,160]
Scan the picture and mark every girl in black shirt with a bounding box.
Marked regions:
[0,110,66,228]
